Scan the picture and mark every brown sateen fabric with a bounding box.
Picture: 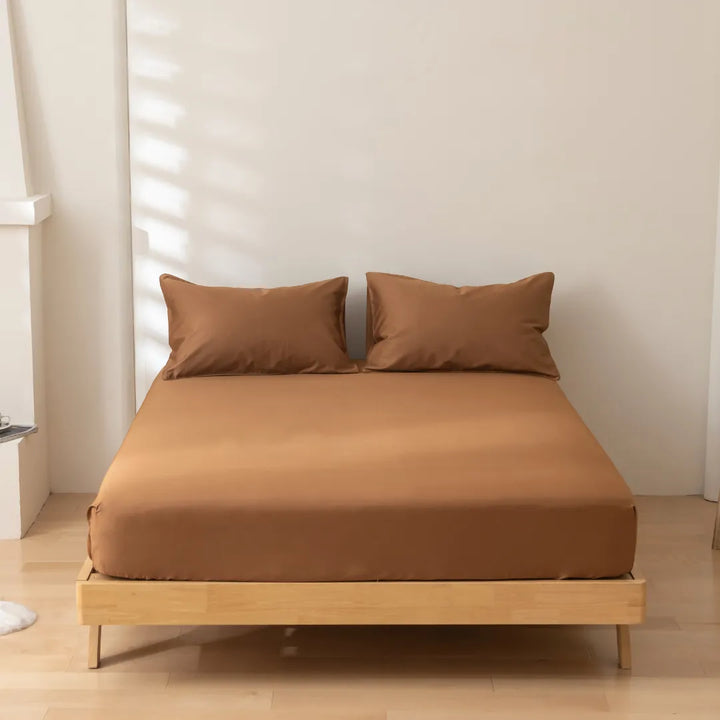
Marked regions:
[88,372,636,581]
[365,272,560,378]
[160,274,357,378]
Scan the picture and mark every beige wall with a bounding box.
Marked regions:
[8,0,720,495]
[13,0,135,493]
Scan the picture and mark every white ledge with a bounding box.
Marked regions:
[0,195,52,226]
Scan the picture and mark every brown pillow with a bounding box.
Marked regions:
[160,274,357,378]
[365,271,559,378]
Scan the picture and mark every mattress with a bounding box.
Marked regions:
[88,372,637,581]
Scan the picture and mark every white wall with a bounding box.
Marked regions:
[128,0,720,496]
[12,0,136,493]
[8,1,720,496]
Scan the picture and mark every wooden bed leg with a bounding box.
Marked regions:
[616,624,631,669]
[88,625,101,669]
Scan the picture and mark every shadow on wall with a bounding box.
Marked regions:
[129,2,379,399]
[129,6,262,394]
[549,282,704,495]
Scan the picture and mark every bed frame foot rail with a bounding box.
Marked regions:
[76,557,644,671]
[616,624,631,669]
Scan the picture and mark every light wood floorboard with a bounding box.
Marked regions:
[0,493,718,718]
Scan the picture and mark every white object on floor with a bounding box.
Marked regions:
[0,601,37,635]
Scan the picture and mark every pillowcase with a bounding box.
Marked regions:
[160,274,357,378]
[365,271,559,378]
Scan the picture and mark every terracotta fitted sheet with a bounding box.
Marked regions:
[88,372,636,581]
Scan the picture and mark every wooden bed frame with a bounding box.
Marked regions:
[76,558,645,670]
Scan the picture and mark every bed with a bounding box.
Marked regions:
[77,370,645,668]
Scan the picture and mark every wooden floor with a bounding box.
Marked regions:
[1,494,719,719]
